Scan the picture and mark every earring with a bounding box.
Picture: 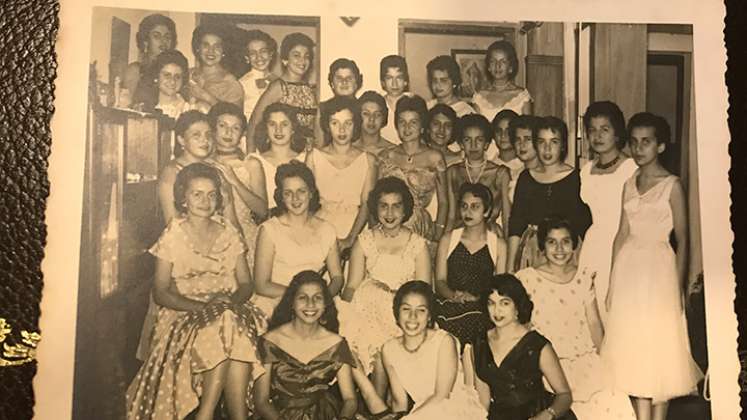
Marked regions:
[319,317,327,326]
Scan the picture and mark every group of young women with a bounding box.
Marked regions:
[123,13,704,420]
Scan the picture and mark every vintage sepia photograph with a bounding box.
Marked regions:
[51,3,732,420]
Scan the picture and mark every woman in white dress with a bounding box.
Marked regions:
[425,55,477,117]
[308,96,377,254]
[149,50,195,119]
[577,101,637,322]
[516,217,636,420]
[252,161,343,318]
[379,55,412,145]
[473,40,532,162]
[339,176,431,395]
[380,281,487,419]
[238,30,277,125]
[250,102,308,207]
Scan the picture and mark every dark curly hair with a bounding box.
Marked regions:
[319,96,361,146]
[393,280,436,329]
[358,90,389,126]
[485,40,519,83]
[208,101,247,133]
[379,55,410,89]
[243,29,278,70]
[268,270,340,333]
[480,274,534,325]
[191,24,229,65]
[456,113,493,144]
[537,216,579,251]
[368,177,415,225]
[272,160,322,216]
[458,182,493,221]
[533,116,569,162]
[583,101,627,150]
[280,32,315,69]
[327,58,363,95]
[394,95,427,132]
[136,14,177,53]
[173,162,224,215]
[174,110,211,140]
[627,112,671,145]
[256,102,306,153]
[426,55,462,97]
[425,104,458,146]
[152,49,188,79]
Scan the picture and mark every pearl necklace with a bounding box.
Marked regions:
[378,224,401,238]
[466,160,487,184]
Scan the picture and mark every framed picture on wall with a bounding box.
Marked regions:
[451,48,489,99]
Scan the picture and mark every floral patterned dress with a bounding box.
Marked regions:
[126,218,266,420]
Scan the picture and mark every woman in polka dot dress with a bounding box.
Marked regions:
[126,163,266,420]
[515,217,635,420]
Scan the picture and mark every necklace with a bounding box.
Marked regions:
[466,160,487,184]
[405,147,420,164]
[595,154,621,170]
[402,330,428,354]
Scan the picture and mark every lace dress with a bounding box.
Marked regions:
[126,218,266,420]
[379,157,445,243]
[258,337,356,420]
[383,329,487,420]
[311,149,368,239]
[602,174,703,403]
[516,267,636,420]
[337,229,427,373]
[435,228,499,348]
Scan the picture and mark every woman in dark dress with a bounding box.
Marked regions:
[253,271,357,420]
[464,274,574,420]
[506,117,591,273]
[435,183,506,348]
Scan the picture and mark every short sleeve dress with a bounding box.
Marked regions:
[126,218,266,420]
[516,267,636,420]
[258,336,356,420]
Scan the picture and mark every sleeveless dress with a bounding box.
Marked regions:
[426,98,477,117]
[279,80,317,143]
[509,169,592,272]
[383,329,487,420]
[473,331,575,420]
[516,267,636,420]
[337,229,427,374]
[472,88,532,162]
[126,218,266,420]
[577,158,638,323]
[311,149,368,239]
[258,337,356,420]
[251,216,337,318]
[250,152,307,208]
[379,157,445,243]
[435,228,499,348]
[602,173,703,403]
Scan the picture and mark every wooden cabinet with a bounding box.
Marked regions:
[75,106,174,419]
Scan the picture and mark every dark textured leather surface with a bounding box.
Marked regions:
[0,1,58,419]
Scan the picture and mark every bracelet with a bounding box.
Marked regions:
[546,407,558,419]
